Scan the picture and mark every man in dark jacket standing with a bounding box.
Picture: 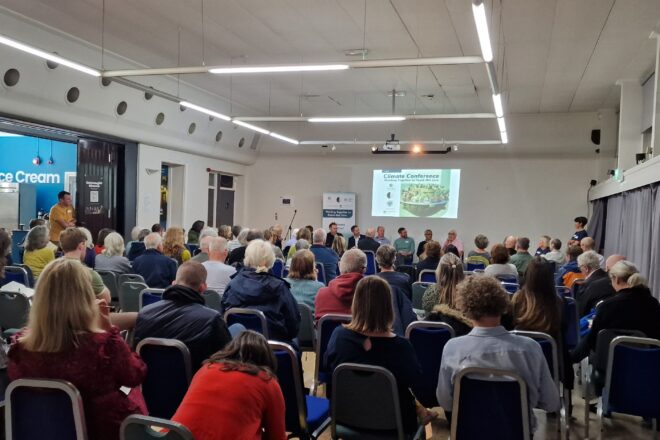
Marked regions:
[134,260,232,370]
[132,233,177,288]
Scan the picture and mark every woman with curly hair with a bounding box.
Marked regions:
[163,227,191,265]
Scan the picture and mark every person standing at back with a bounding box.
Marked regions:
[48,190,76,245]
[568,216,589,247]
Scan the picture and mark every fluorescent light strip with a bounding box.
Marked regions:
[179,101,231,121]
[497,117,506,133]
[500,131,508,144]
[232,119,270,134]
[0,131,23,137]
[308,116,406,123]
[270,132,299,145]
[492,94,504,118]
[472,3,493,63]
[210,64,348,74]
[0,34,100,77]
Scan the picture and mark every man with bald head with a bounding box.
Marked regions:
[357,227,380,254]
[576,254,625,317]
[580,237,604,268]
[504,235,517,256]
[135,260,232,369]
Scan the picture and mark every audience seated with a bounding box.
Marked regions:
[347,225,365,250]
[315,248,366,319]
[568,216,589,247]
[466,234,490,267]
[555,245,583,287]
[442,229,464,258]
[310,228,339,282]
[534,235,551,256]
[78,227,97,268]
[285,238,310,268]
[8,258,147,440]
[187,220,204,245]
[227,225,243,252]
[60,228,110,299]
[227,229,262,267]
[191,227,219,263]
[22,224,54,279]
[127,228,150,262]
[132,232,177,288]
[284,249,324,312]
[324,276,433,434]
[202,237,236,296]
[0,229,10,281]
[135,261,232,370]
[416,229,434,258]
[222,240,300,345]
[263,228,285,260]
[375,225,391,246]
[575,254,624,317]
[163,227,191,265]
[483,244,519,280]
[571,260,660,365]
[542,238,565,265]
[580,237,604,268]
[287,227,312,262]
[436,276,560,431]
[94,232,132,275]
[172,331,285,440]
[357,227,380,254]
[331,234,347,257]
[375,244,412,300]
[394,227,415,265]
[422,253,465,316]
[218,224,233,241]
[151,223,163,235]
[509,237,533,278]
[95,228,113,255]
[416,240,441,275]
[270,224,284,249]
[503,235,517,256]
[124,226,142,256]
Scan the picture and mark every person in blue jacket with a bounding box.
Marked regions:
[222,239,301,345]
[131,233,177,288]
[555,245,583,286]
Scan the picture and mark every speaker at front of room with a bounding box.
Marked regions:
[591,129,601,145]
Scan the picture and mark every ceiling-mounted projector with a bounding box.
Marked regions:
[382,133,400,151]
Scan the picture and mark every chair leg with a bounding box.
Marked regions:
[596,397,604,440]
[582,358,591,439]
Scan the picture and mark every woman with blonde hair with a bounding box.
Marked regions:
[95,232,132,275]
[222,240,300,345]
[78,226,97,268]
[22,224,55,278]
[163,227,191,265]
[8,258,147,440]
[331,234,347,258]
[284,249,324,311]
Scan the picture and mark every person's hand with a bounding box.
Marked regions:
[96,299,114,331]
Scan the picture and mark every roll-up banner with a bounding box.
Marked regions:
[322,192,356,235]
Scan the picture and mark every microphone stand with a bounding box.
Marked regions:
[285,209,298,241]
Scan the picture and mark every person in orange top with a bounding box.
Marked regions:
[48,190,76,244]
[172,330,286,440]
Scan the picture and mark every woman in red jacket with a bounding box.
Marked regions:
[172,330,286,440]
[8,258,147,440]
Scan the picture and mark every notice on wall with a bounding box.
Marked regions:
[322,192,356,235]
[83,176,104,216]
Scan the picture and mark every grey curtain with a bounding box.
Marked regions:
[588,198,607,253]
[649,185,660,300]
[603,194,624,259]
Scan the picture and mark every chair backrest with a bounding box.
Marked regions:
[466,262,486,271]
[224,308,269,339]
[603,336,660,419]
[136,338,192,419]
[119,281,148,312]
[120,415,193,440]
[117,273,146,288]
[331,363,405,439]
[139,289,163,310]
[411,282,430,310]
[314,314,352,390]
[555,285,570,297]
[594,328,645,373]
[1,266,30,287]
[203,289,222,312]
[501,282,519,294]
[6,378,87,440]
[315,262,326,285]
[96,270,119,300]
[16,265,35,287]
[451,367,530,440]
[364,250,377,275]
[510,331,559,385]
[297,303,316,352]
[282,267,289,278]
[269,341,310,435]
[545,260,557,273]
[185,244,199,255]
[272,259,284,277]
[0,291,30,330]
[418,269,436,283]
[562,296,579,350]
[405,321,455,408]
[495,274,518,283]
[395,265,416,284]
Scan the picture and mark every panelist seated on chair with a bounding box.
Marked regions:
[222,240,300,345]
[135,260,232,370]
[172,331,286,440]
[8,258,147,440]
[436,276,560,433]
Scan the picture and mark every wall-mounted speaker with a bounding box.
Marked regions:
[591,129,601,145]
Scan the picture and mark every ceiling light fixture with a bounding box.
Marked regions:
[497,117,506,133]
[492,93,504,117]
[500,131,509,144]
[179,101,231,121]
[209,64,349,74]
[472,2,493,62]
[232,119,270,134]
[308,116,406,123]
[269,132,299,145]
[0,34,101,77]
[411,144,422,154]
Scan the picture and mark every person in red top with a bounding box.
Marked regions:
[314,248,366,320]
[172,330,286,440]
[8,258,147,440]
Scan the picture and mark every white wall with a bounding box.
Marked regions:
[137,143,246,230]
[245,153,603,252]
